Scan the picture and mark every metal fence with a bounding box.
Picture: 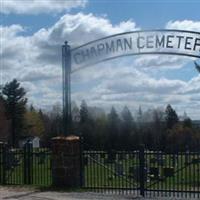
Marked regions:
[145,150,200,198]
[1,142,200,198]
[0,143,52,186]
[82,150,141,196]
[82,147,200,198]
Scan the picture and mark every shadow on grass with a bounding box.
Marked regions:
[38,186,90,193]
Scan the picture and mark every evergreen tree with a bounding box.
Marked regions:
[183,117,192,128]
[152,109,165,150]
[137,106,143,123]
[137,106,144,131]
[121,106,133,124]
[71,103,80,134]
[107,107,120,150]
[79,100,94,149]
[24,108,45,137]
[165,104,179,129]
[80,100,89,124]
[93,114,107,150]
[38,109,53,146]
[2,79,27,146]
[121,106,134,150]
[50,103,63,136]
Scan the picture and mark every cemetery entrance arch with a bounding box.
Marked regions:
[62,29,200,198]
[62,29,200,135]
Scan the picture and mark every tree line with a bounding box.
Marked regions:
[78,101,200,152]
[0,79,200,151]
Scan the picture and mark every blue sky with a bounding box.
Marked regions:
[0,0,200,119]
[2,1,200,30]
[86,1,200,27]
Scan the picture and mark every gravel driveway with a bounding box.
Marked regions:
[0,187,197,200]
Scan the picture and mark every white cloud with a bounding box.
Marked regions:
[166,20,200,32]
[1,13,139,108]
[180,75,200,94]
[134,55,191,69]
[78,64,187,105]
[33,13,139,47]
[1,14,200,119]
[133,20,200,70]
[1,0,87,14]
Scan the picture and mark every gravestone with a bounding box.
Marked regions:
[172,154,178,167]
[149,167,159,179]
[118,153,125,160]
[106,150,116,163]
[163,167,174,177]
[129,166,147,181]
[185,150,191,165]
[192,158,200,164]
[115,162,124,176]
[150,157,156,164]
[156,153,165,166]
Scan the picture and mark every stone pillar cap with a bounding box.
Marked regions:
[52,135,80,141]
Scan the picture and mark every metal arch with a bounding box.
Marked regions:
[71,29,200,51]
[70,29,200,73]
[62,29,200,135]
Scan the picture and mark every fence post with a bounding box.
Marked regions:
[79,136,84,187]
[2,144,7,185]
[0,144,2,184]
[24,144,27,184]
[27,142,32,184]
[139,144,145,197]
[0,145,1,184]
[24,142,33,184]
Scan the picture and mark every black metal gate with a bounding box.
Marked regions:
[82,146,200,198]
[0,143,52,186]
[82,149,141,196]
[145,150,200,198]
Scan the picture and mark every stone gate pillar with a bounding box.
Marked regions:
[51,135,81,187]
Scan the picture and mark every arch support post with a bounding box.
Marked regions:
[62,41,71,136]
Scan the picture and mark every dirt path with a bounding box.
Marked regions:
[0,187,133,200]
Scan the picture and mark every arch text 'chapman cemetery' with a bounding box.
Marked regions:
[71,30,200,72]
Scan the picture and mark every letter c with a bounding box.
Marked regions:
[137,36,145,49]
[74,52,83,64]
